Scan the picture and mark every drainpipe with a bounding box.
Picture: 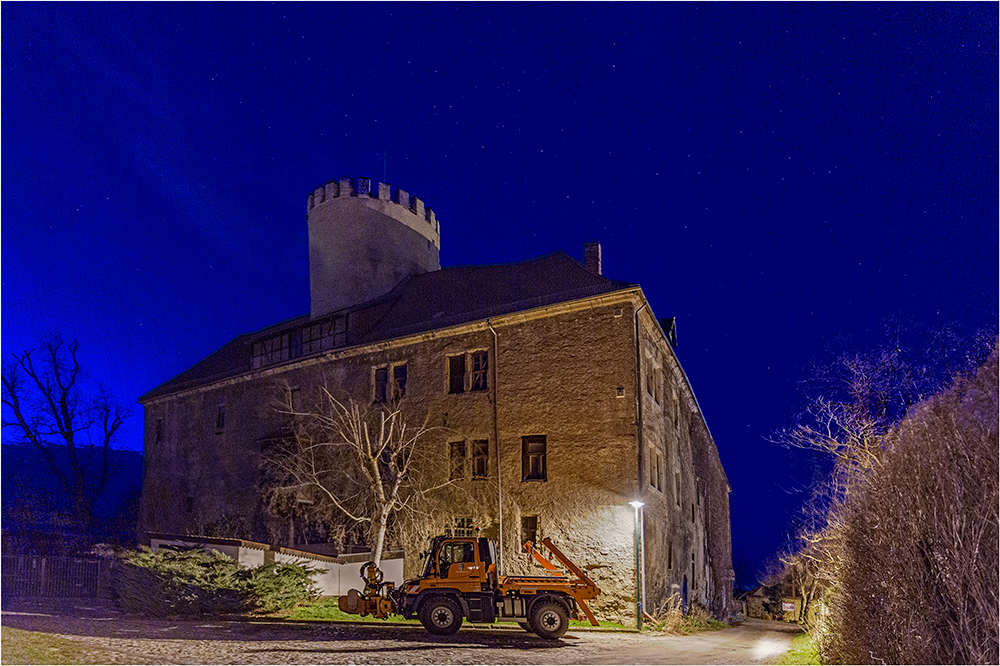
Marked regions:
[486,318,503,575]
[633,301,647,502]
[633,300,648,625]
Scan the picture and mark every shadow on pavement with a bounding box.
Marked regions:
[1,598,569,649]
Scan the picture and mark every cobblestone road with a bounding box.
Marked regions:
[2,600,801,664]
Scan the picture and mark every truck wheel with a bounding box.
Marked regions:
[530,600,569,639]
[517,621,534,633]
[420,596,463,635]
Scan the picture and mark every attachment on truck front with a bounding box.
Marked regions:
[337,561,395,619]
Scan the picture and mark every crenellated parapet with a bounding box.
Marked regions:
[307,177,440,235]
[306,175,442,317]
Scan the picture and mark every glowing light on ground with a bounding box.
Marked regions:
[752,637,788,660]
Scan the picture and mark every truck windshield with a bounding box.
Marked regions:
[420,537,442,577]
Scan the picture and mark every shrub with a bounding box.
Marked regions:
[244,562,319,613]
[826,350,999,664]
[112,546,318,617]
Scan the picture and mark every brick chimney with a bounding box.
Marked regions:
[584,241,602,275]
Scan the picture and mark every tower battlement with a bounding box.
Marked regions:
[306,176,442,317]
[307,177,440,236]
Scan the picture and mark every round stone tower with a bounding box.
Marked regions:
[307,177,441,317]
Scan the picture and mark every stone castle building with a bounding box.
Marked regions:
[138,176,734,623]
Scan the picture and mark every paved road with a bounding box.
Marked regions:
[2,600,801,664]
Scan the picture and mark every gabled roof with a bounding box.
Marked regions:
[140,252,633,402]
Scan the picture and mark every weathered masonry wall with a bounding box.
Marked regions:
[636,310,733,618]
[139,292,731,625]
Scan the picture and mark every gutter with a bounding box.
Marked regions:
[633,302,647,501]
[486,318,503,575]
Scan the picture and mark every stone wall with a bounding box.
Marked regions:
[139,292,730,625]
[635,312,707,616]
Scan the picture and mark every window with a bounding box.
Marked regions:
[448,354,465,393]
[300,316,346,355]
[654,368,661,404]
[440,540,475,569]
[185,497,194,514]
[520,516,538,548]
[522,436,547,481]
[216,405,226,431]
[393,364,407,399]
[446,517,475,537]
[691,502,695,523]
[472,439,489,479]
[251,334,289,369]
[449,441,466,480]
[155,418,163,443]
[646,362,653,396]
[649,447,656,488]
[251,315,347,369]
[471,351,488,391]
[650,449,662,491]
[668,541,673,569]
[374,367,389,403]
[374,364,406,403]
[675,471,681,506]
[672,388,680,431]
[288,387,301,411]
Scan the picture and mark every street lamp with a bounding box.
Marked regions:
[629,501,645,629]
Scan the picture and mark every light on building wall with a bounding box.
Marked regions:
[629,501,645,629]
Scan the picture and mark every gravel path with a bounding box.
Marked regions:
[2,599,801,664]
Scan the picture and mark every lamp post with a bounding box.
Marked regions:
[629,501,645,629]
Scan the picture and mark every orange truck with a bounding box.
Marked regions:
[338,535,601,639]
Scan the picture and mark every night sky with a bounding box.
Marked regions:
[3,3,996,576]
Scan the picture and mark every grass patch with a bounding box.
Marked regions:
[678,614,729,634]
[0,626,126,665]
[777,631,821,665]
[279,597,418,623]
[277,597,626,629]
[569,618,627,629]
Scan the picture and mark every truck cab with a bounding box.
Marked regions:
[340,535,600,639]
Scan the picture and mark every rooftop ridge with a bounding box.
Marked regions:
[307,176,440,236]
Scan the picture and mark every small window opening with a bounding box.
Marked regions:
[449,441,466,480]
[472,439,488,479]
[374,367,389,403]
[448,355,465,394]
[393,363,408,399]
[521,436,547,481]
[520,516,538,548]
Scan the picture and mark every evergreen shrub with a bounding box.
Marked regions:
[111,546,318,616]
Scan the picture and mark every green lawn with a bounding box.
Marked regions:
[278,597,626,629]
[777,631,821,665]
[0,626,129,665]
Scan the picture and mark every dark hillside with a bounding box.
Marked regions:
[1,444,143,553]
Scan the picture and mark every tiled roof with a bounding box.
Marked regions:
[139,252,633,402]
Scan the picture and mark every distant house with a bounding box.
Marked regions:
[138,176,734,624]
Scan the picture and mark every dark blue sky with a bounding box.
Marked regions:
[3,3,996,574]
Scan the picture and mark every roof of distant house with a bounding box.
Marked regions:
[139,252,633,402]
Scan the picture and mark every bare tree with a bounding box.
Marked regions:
[768,328,997,662]
[264,388,452,566]
[1,336,130,528]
